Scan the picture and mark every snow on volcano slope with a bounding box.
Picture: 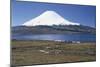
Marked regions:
[22,11,80,26]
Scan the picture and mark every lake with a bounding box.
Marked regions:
[12,34,96,42]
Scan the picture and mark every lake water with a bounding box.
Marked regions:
[12,34,96,42]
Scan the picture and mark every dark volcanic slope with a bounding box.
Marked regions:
[12,25,96,35]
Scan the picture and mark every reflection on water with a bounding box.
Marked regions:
[12,34,96,42]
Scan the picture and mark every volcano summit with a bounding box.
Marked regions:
[22,10,80,26]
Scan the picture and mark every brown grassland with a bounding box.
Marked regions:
[11,40,96,66]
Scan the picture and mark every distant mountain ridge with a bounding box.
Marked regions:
[12,25,95,35]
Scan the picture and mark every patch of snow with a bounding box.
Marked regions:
[39,50,49,54]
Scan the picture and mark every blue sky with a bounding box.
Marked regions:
[12,0,96,27]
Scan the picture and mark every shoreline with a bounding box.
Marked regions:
[12,39,96,43]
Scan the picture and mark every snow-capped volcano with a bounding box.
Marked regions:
[22,10,80,26]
